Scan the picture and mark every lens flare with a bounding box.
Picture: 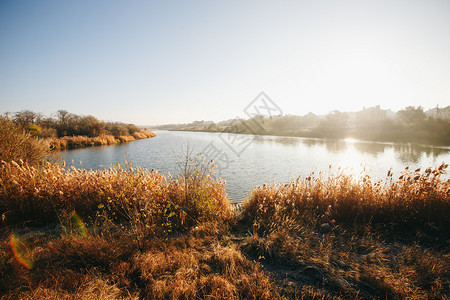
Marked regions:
[70,211,87,238]
[9,233,34,270]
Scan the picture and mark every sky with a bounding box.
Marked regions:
[1,0,449,125]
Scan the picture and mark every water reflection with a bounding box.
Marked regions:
[59,131,450,202]
[393,144,450,164]
[353,142,387,157]
[254,136,355,153]
[296,138,349,153]
[419,146,450,158]
[253,136,300,146]
[255,136,449,163]
[394,145,422,164]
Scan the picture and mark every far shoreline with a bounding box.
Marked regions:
[169,128,450,148]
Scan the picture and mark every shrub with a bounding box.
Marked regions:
[0,117,49,165]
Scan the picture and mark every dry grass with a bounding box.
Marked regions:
[242,164,449,234]
[132,131,156,140]
[0,234,137,299]
[0,117,49,166]
[50,130,156,150]
[133,237,273,299]
[240,222,449,298]
[0,161,232,236]
[0,157,272,299]
[239,164,450,298]
[0,160,449,299]
[0,232,274,299]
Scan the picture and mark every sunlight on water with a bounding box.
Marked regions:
[337,146,366,174]
[59,131,450,202]
[343,137,358,144]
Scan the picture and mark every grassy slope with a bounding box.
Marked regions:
[0,162,449,299]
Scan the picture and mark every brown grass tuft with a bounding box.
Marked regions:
[242,164,449,234]
[133,237,274,299]
[0,161,232,235]
[0,116,49,165]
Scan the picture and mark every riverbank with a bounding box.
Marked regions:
[163,106,450,147]
[49,130,156,150]
[1,161,448,299]
[172,126,450,147]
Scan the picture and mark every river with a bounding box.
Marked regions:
[59,130,450,202]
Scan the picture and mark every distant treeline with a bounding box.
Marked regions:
[3,110,156,150]
[196,106,450,146]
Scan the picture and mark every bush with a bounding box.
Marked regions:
[0,117,49,165]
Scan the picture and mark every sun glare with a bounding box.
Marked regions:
[337,146,366,176]
[344,138,358,144]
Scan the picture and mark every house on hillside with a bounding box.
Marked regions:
[354,105,388,125]
[425,106,450,120]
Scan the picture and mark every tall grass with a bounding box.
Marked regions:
[242,164,449,234]
[239,164,449,298]
[0,161,232,235]
[1,158,449,298]
[0,156,273,298]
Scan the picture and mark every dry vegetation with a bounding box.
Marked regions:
[0,117,49,166]
[240,165,449,299]
[4,110,157,151]
[243,165,449,233]
[0,160,448,299]
[0,160,273,299]
[50,130,156,150]
[0,160,232,233]
[0,124,449,299]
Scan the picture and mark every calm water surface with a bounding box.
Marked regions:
[59,130,450,202]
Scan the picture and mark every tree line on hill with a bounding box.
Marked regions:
[7,109,147,139]
[1,110,155,152]
[172,106,450,146]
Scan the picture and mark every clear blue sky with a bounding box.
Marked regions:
[1,0,449,125]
